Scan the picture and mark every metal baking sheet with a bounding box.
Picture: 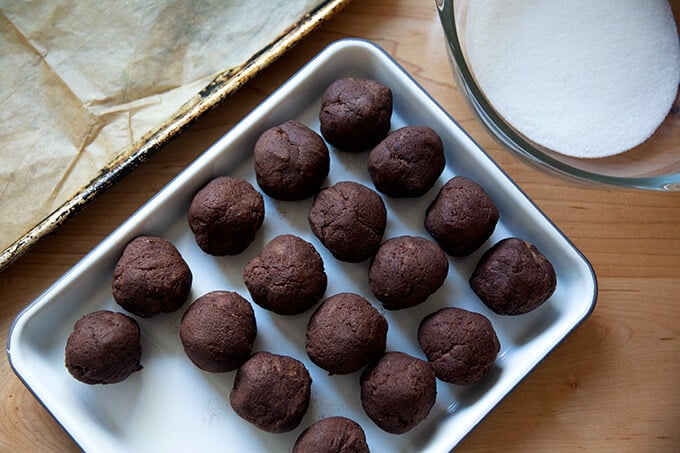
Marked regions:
[0,0,351,273]
[8,39,597,452]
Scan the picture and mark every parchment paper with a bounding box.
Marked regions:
[0,0,324,254]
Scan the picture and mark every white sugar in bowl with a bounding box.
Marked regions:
[437,0,680,190]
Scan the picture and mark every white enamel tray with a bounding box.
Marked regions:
[8,39,597,453]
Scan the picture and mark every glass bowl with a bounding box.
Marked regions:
[436,0,680,190]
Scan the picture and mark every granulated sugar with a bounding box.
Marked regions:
[464,0,680,158]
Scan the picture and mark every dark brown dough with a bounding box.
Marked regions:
[179,291,256,373]
[424,176,499,256]
[418,307,500,384]
[360,351,436,434]
[367,126,445,198]
[306,292,387,375]
[65,310,142,385]
[188,176,264,256]
[243,234,327,315]
[254,120,330,200]
[112,236,192,318]
[292,416,370,453]
[229,352,312,433]
[308,181,387,263]
[470,237,557,315]
[368,236,448,310]
[319,78,392,152]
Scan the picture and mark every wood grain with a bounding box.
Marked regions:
[2,1,679,451]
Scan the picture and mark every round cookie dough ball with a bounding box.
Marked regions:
[425,176,499,256]
[470,237,557,315]
[360,351,436,434]
[229,352,312,433]
[112,236,192,318]
[243,234,327,315]
[368,126,445,198]
[308,181,387,262]
[306,293,388,375]
[293,416,370,453]
[179,291,256,373]
[368,236,448,310]
[254,120,330,201]
[188,176,264,256]
[418,307,500,385]
[65,310,142,385]
[319,78,392,152]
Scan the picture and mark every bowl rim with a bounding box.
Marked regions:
[436,0,680,191]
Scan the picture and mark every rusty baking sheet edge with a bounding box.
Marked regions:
[0,0,352,274]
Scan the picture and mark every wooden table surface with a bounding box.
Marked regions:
[2,1,679,451]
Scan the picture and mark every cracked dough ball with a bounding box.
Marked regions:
[319,78,392,152]
[425,176,499,256]
[368,126,445,198]
[418,307,500,385]
[180,291,256,373]
[308,181,387,263]
[292,416,370,453]
[360,351,436,434]
[254,120,330,200]
[306,292,387,375]
[65,310,142,385]
[112,236,192,318]
[188,176,265,256]
[243,234,327,315]
[229,352,312,433]
[470,237,557,315]
[369,236,448,310]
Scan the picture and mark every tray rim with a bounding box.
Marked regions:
[7,38,598,452]
[0,0,352,274]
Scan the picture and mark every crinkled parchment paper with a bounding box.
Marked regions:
[0,0,333,265]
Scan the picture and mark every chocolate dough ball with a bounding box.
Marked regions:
[188,176,264,256]
[112,236,192,318]
[368,126,445,198]
[368,236,448,310]
[360,352,436,434]
[254,120,330,200]
[308,181,387,262]
[470,237,557,315]
[292,416,370,453]
[229,352,312,433]
[319,78,392,152]
[65,310,142,385]
[179,291,256,373]
[425,176,499,256]
[243,234,327,315]
[418,307,500,385]
[306,293,388,375]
